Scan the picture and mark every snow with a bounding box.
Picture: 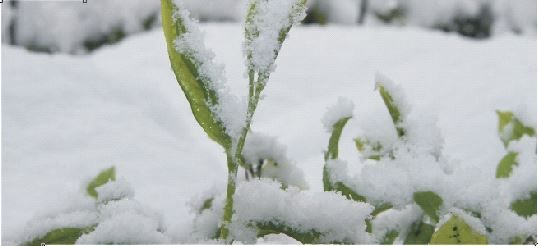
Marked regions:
[321,97,354,132]
[2,24,536,244]
[231,179,374,244]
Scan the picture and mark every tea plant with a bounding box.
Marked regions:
[13,0,536,245]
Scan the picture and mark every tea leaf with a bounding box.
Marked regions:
[413,191,443,223]
[430,215,487,244]
[496,111,535,148]
[161,0,231,149]
[496,152,518,178]
[86,166,115,199]
[510,191,537,218]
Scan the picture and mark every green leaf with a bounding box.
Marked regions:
[510,191,537,218]
[161,0,231,150]
[382,230,399,244]
[413,191,443,223]
[404,221,435,244]
[430,215,488,244]
[376,83,405,137]
[86,166,116,199]
[23,227,94,246]
[323,117,351,191]
[496,152,518,178]
[255,221,348,244]
[497,111,535,148]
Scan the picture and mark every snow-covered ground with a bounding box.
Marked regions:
[2,24,536,242]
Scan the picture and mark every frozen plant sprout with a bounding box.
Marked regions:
[11,0,536,245]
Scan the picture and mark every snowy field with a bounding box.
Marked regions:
[2,24,536,243]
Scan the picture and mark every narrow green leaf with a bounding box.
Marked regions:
[510,191,537,218]
[323,117,350,191]
[404,221,434,244]
[23,227,94,246]
[86,166,115,199]
[376,84,405,137]
[496,110,535,148]
[496,152,518,178]
[413,191,443,223]
[161,0,231,149]
[382,230,399,244]
[430,215,488,244]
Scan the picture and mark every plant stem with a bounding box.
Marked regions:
[220,155,238,243]
[220,72,266,243]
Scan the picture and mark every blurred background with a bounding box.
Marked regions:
[1,0,536,55]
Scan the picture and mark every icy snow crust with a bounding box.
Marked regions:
[2,25,536,244]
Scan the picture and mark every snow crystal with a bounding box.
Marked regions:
[231,179,374,244]
[321,97,354,132]
[95,179,135,203]
[243,132,308,188]
[244,0,307,75]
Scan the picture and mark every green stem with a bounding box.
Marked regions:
[220,72,266,243]
[220,155,238,243]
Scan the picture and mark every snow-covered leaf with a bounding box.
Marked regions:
[496,151,518,178]
[430,215,487,244]
[497,110,535,148]
[413,191,442,223]
[244,0,307,77]
[376,75,406,138]
[354,137,385,160]
[23,227,94,246]
[161,0,231,149]
[86,167,116,199]
[323,115,351,191]
[510,191,537,218]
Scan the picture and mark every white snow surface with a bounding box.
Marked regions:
[2,24,536,243]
